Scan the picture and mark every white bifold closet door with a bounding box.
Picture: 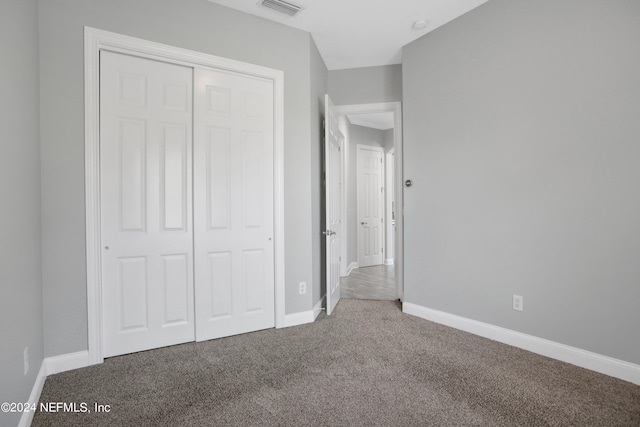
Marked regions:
[100,51,195,357]
[100,51,275,357]
[193,68,275,341]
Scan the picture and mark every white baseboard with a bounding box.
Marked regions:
[18,361,47,427]
[283,310,315,328]
[384,258,395,266]
[18,350,90,427]
[314,296,326,320]
[45,350,90,376]
[403,303,640,386]
[346,262,359,276]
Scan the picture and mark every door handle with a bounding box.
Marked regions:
[323,230,336,236]
[361,222,368,225]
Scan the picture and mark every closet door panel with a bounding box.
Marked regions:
[100,51,195,357]
[194,68,275,341]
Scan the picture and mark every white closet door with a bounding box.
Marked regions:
[100,51,195,357]
[193,68,275,341]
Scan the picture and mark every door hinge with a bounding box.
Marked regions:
[322,120,325,129]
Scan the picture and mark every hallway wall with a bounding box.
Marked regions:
[0,0,44,424]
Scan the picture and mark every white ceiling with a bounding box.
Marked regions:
[348,112,395,131]
[206,0,489,70]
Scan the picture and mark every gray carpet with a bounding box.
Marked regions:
[33,300,640,426]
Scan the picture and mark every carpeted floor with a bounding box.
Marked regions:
[33,300,640,426]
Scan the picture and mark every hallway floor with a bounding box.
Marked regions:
[341,264,396,300]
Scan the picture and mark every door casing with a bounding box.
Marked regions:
[84,27,286,365]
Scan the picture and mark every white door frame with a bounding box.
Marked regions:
[385,148,395,265]
[84,27,286,365]
[334,102,403,300]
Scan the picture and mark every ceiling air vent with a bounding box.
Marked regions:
[258,0,302,17]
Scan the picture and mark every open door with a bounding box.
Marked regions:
[324,94,342,315]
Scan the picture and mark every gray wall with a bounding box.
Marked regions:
[0,0,43,424]
[346,124,387,266]
[383,129,394,153]
[310,38,328,308]
[329,65,402,106]
[39,0,317,357]
[403,0,640,364]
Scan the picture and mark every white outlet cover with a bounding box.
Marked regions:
[513,295,523,312]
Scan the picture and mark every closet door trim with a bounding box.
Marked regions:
[84,26,285,365]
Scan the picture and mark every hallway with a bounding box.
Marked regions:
[341,265,396,300]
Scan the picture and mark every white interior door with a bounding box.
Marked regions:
[193,68,275,341]
[324,94,342,315]
[357,145,384,267]
[100,51,195,357]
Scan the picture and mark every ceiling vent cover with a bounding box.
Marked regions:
[259,0,302,17]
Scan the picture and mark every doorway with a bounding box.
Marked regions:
[333,102,403,302]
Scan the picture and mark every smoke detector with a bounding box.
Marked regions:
[258,0,302,17]
[413,20,429,30]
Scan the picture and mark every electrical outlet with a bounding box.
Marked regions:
[299,282,307,295]
[23,347,29,375]
[513,295,523,312]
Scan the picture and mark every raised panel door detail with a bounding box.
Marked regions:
[206,87,230,117]
[118,73,146,106]
[119,257,148,331]
[207,127,231,230]
[368,172,380,218]
[194,67,275,341]
[329,236,340,294]
[119,118,147,232]
[209,252,232,319]
[364,228,371,256]
[163,82,188,111]
[363,171,371,219]
[162,254,189,325]
[372,226,380,256]
[242,92,263,121]
[101,51,194,357]
[358,147,384,267]
[242,131,264,229]
[243,250,265,313]
[161,124,187,231]
[324,94,342,315]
